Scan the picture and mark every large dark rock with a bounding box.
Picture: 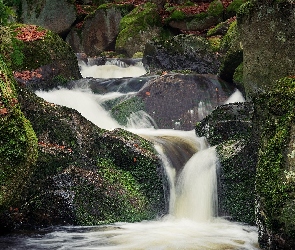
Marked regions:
[196,102,257,225]
[143,34,221,74]
[110,74,235,130]
[0,85,166,232]
[66,5,130,56]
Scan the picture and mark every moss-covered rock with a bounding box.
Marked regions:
[66,4,133,56]
[195,102,257,225]
[4,86,166,230]
[238,0,295,98]
[253,77,295,249]
[143,34,221,74]
[166,0,224,32]
[0,56,38,233]
[0,24,81,90]
[225,0,247,18]
[115,2,165,57]
[218,20,243,84]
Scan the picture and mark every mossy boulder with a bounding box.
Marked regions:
[0,56,38,233]
[20,0,77,35]
[66,4,133,56]
[253,77,295,249]
[238,0,295,98]
[166,0,224,32]
[115,2,165,57]
[0,24,81,90]
[143,34,221,74]
[218,20,243,84]
[3,86,166,230]
[195,102,257,225]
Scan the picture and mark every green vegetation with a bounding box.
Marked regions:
[0,0,15,25]
[0,26,24,69]
[111,97,145,126]
[116,2,163,55]
[207,0,224,17]
[226,0,247,15]
[254,77,295,240]
[0,55,38,215]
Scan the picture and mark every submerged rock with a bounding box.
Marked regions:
[111,73,235,130]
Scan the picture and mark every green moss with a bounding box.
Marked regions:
[169,9,186,21]
[254,77,295,239]
[208,0,224,17]
[98,128,164,206]
[119,2,161,31]
[220,20,238,52]
[237,0,255,17]
[111,97,145,126]
[74,160,150,225]
[233,62,243,84]
[208,36,221,52]
[226,0,247,15]
[132,51,143,58]
[115,2,162,55]
[0,55,38,215]
[0,26,24,69]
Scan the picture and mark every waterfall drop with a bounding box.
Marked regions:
[172,147,218,221]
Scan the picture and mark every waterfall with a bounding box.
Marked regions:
[172,146,218,221]
[27,65,259,250]
[79,59,146,79]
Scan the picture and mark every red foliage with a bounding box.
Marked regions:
[14,68,43,83]
[38,141,73,153]
[14,25,47,42]
[0,108,8,116]
[76,4,89,15]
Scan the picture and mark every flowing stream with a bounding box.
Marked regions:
[0,61,259,249]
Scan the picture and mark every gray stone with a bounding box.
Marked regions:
[238,2,295,98]
[21,0,77,35]
[66,7,122,56]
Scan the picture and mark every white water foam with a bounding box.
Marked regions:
[35,88,122,130]
[224,88,245,104]
[79,61,146,78]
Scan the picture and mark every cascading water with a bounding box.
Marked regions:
[2,61,259,250]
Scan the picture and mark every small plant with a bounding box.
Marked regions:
[0,0,15,25]
[0,26,24,69]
